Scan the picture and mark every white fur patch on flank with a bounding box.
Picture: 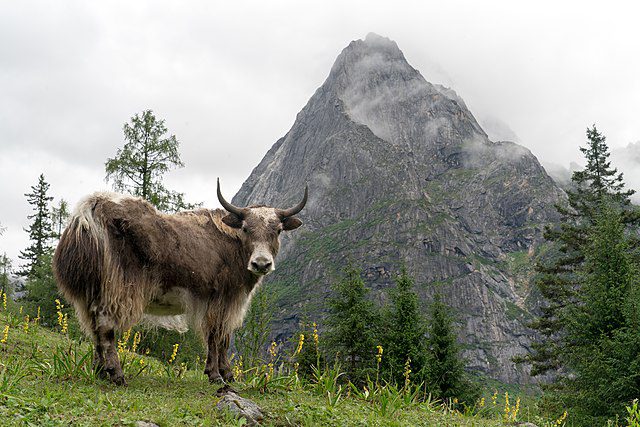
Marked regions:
[142,314,189,333]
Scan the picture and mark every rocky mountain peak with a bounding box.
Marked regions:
[323,34,486,155]
[233,35,565,383]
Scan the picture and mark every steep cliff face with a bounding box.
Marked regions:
[233,33,564,383]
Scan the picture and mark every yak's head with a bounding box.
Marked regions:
[217,179,307,276]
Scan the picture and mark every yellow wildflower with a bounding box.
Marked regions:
[376,345,383,364]
[62,313,68,334]
[403,357,412,389]
[132,331,141,353]
[55,299,65,331]
[23,315,29,333]
[118,329,132,353]
[503,391,510,420]
[168,343,179,364]
[511,396,520,421]
[0,325,8,344]
[19,306,22,315]
[269,341,278,359]
[479,397,485,407]
[491,390,498,405]
[35,306,41,325]
[233,355,243,380]
[556,410,568,426]
[3,291,7,310]
[295,333,304,355]
[312,322,319,349]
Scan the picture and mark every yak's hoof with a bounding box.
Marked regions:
[94,367,109,380]
[222,371,235,382]
[208,374,225,384]
[216,383,238,396]
[111,375,127,386]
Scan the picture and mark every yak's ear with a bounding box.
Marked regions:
[222,213,243,229]
[282,216,303,231]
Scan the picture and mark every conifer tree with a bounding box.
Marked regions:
[559,201,640,423]
[324,265,379,383]
[19,174,54,277]
[528,125,640,376]
[423,292,466,398]
[0,253,12,299]
[105,110,198,213]
[23,249,58,325]
[382,268,427,386]
[51,199,70,240]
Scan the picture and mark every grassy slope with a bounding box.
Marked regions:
[0,311,512,426]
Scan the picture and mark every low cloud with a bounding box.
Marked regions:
[612,142,640,204]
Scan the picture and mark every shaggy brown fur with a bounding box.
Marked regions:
[53,189,304,385]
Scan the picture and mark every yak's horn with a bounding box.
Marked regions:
[277,186,308,218]
[217,178,246,217]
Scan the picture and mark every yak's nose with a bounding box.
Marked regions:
[250,257,273,274]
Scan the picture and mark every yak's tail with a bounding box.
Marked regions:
[53,193,108,306]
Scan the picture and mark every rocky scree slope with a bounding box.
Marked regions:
[233,33,564,383]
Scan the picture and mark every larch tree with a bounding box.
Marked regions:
[105,110,198,213]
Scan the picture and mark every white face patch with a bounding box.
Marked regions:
[245,207,280,276]
[248,242,275,275]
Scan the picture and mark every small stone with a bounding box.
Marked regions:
[136,422,160,427]
[216,390,264,426]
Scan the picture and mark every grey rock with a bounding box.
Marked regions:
[135,422,160,427]
[216,391,264,425]
[233,33,565,384]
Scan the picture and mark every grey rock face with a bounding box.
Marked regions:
[233,33,564,383]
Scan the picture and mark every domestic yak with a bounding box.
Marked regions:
[53,180,307,385]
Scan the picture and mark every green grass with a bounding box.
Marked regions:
[0,309,563,426]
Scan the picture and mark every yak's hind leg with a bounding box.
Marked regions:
[70,300,108,380]
[218,334,234,382]
[88,311,108,380]
[204,330,224,383]
[94,309,126,385]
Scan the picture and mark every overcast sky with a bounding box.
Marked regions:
[2,1,640,267]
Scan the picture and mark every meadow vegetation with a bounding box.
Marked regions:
[0,300,610,426]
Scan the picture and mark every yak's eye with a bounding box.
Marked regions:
[242,226,248,234]
[277,229,282,234]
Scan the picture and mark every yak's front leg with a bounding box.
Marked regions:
[204,330,224,383]
[218,334,234,382]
